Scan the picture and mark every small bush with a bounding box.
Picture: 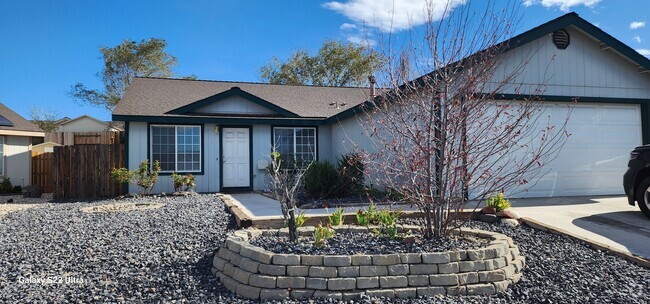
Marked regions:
[111,160,160,195]
[313,223,335,248]
[328,207,345,226]
[303,161,338,198]
[0,178,12,194]
[486,193,511,212]
[171,173,196,192]
[171,173,184,192]
[12,185,22,194]
[111,168,133,185]
[356,209,370,226]
[337,153,365,195]
[133,160,160,194]
[184,174,196,191]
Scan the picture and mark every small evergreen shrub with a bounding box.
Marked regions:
[337,153,365,195]
[13,185,22,194]
[0,178,12,194]
[303,161,338,198]
[486,193,511,212]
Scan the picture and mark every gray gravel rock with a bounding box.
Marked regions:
[1,196,648,304]
[251,232,487,255]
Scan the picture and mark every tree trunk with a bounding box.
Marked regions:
[288,208,297,242]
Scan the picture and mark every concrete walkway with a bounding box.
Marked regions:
[226,193,416,219]
[227,192,650,260]
[511,195,650,259]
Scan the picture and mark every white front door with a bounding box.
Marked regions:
[222,128,250,188]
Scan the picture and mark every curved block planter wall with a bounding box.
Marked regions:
[212,226,525,301]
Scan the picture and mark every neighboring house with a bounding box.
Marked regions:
[0,103,45,187]
[32,141,62,156]
[113,13,650,198]
[55,115,122,132]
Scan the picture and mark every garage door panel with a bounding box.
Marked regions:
[603,127,641,144]
[601,106,641,123]
[566,105,599,122]
[511,102,641,198]
[565,127,600,144]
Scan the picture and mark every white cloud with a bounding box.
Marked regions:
[634,35,642,43]
[637,49,650,56]
[347,35,377,47]
[522,0,601,12]
[323,0,467,33]
[630,21,646,29]
[340,23,357,30]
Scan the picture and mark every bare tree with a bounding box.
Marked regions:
[266,151,311,242]
[356,1,570,239]
[29,106,60,132]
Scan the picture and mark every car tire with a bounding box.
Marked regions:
[635,177,650,219]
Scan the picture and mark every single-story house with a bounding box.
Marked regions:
[0,103,45,187]
[113,12,650,197]
[55,115,123,132]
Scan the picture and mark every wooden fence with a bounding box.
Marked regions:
[45,131,124,146]
[32,153,53,193]
[53,144,125,200]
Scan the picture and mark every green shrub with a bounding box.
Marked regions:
[133,160,160,194]
[313,223,335,248]
[337,153,365,195]
[328,207,345,226]
[111,168,134,185]
[171,173,196,192]
[0,178,12,194]
[111,160,160,195]
[12,185,22,194]
[486,193,511,212]
[303,161,338,198]
[301,153,366,199]
[171,173,184,192]
[183,174,196,191]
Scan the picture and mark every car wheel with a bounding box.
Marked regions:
[635,177,650,219]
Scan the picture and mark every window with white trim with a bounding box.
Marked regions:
[150,125,201,172]
[0,137,4,176]
[273,127,317,164]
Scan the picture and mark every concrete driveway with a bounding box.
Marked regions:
[512,196,650,259]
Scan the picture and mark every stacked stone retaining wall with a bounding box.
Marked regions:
[212,225,524,300]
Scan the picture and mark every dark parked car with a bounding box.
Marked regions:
[624,145,650,218]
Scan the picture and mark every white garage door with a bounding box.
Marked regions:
[520,103,642,197]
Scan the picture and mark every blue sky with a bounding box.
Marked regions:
[0,0,648,121]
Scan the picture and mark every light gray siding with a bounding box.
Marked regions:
[127,122,220,193]
[252,125,272,190]
[196,95,276,115]
[491,26,650,98]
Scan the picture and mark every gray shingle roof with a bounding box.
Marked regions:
[0,103,44,133]
[113,77,370,119]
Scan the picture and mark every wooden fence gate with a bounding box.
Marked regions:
[53,144,125,200]
[32,153,53,193]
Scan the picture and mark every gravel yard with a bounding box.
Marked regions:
[0,194,648,303]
